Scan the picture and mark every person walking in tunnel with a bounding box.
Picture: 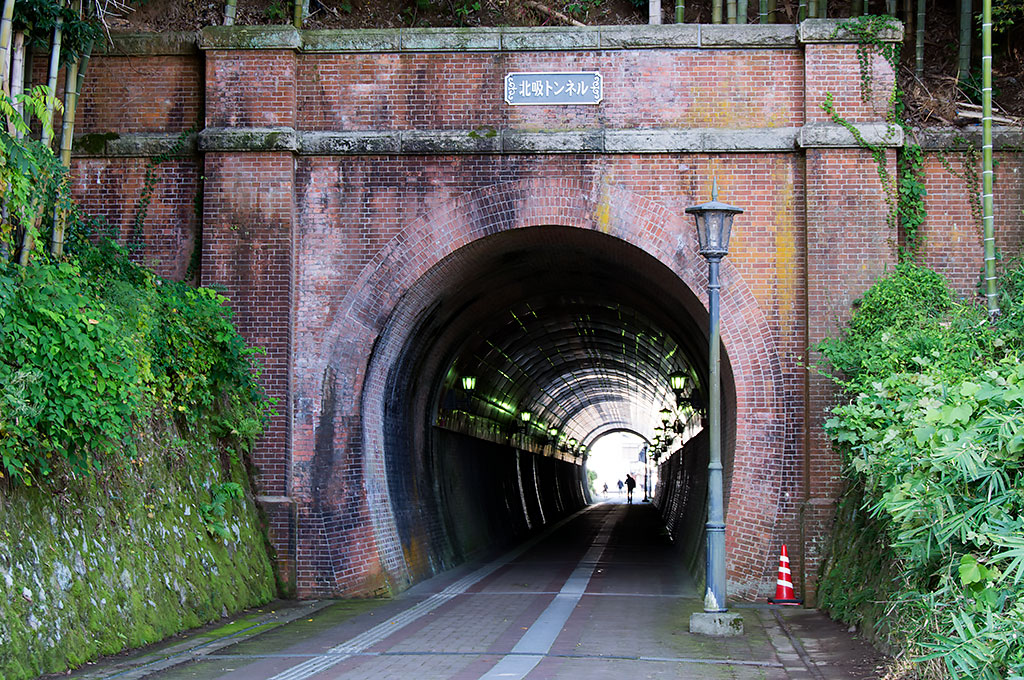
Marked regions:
[625,474,636,504]
[617,479,624,495]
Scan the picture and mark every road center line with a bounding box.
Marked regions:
[478,510,618,680]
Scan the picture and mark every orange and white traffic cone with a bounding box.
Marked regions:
[768,544,802,605]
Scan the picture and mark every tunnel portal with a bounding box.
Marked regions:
[364,226,735,587]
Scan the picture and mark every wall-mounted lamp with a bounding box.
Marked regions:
[461,375,477,391]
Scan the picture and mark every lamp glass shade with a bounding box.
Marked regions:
[668,370,689,392]
[520,411,531,422]
[461,375,477,391]
[659,407,673,424]
[685,184,743,258]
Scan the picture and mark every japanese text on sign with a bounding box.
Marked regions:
[504,72,603,105]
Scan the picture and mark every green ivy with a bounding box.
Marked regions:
[824,16,929,262]
[130,128,197,252]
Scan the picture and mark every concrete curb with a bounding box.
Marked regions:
[64,600,334,680]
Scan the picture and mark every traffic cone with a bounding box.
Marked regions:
[768,544,802,605]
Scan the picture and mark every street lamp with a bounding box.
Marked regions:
[686,179,743,623]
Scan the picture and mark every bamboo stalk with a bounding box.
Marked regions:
[293,0,308,28]
[8,30,23,136]
[886,0,895,13]
[676,0,684,23]
[759,0,767,22]
[40,17,63,148]
[224,0,236,25]
[981,0,997,316]
[727,0,737,22]
[737,0,747,22]
[1,0,14,88]
[713,0,723,22]
[798,0,806,20]
[51,58,78,257]
[915,0,925,78]
[649,0,662,24]
[766,0,775,22]
[958,0,971,83]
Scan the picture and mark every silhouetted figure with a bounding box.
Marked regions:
[625,474,636,504]
[617,479,624,494]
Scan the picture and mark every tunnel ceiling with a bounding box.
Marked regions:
[399,227,711,461]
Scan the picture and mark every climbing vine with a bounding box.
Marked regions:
[824,16,928,262]
[937,135,983,225]
[130,127,198,251]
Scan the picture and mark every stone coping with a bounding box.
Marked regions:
[95,19,895,56]
[76,125,1024,157]
[912,126,1024,151]
[71,124,917,156]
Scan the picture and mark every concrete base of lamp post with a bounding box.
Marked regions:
[689,611,745,636]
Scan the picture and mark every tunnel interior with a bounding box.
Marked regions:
[367,226,737,584]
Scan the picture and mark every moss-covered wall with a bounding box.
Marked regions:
[815,482,903,654]
[0,426,277,680]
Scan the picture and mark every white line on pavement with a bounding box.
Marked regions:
[478,510,618,679]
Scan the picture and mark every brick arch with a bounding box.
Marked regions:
[306,177,788,598]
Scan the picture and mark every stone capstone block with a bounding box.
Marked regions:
[200,25,302,50]
[914,125,1024,151]
[96,32,200,56]
[401,27,503,51]
[501,130,604,153]
[301,131,402,155]
[798,122,903,148]
[798,17,903,44]
[598,24,699,48]
[700,24,797,48]
[500,26,601,51]
[302,29,401,52]
[199,127,300,152]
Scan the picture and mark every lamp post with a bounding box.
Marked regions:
[686,179,743,622]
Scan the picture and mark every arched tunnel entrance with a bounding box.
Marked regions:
[365,226,737,586]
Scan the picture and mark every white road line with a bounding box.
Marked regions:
[265,505,600,680]
[478,510,618,679]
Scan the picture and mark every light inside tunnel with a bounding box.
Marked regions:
[435,298,705,462]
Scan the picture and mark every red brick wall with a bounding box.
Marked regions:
[79,55,202,133]
[804,146,897,601]
[297,49,804,131]
[207,50,297,128]
[920,151,1024,297]
[69,158,200,280]
[201,152,294,497]
[67,28,1024,602]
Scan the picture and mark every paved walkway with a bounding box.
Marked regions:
[59,502,886,680]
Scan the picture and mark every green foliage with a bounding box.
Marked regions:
[0,241,267,484]
[1,89,66,250]
[454,0,481,24]
[200,481,244,540]
[990,0,1024,32]
[12,0,100,65]
[263,1,290,21]
[817,262,1024,678]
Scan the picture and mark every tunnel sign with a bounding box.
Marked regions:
[504,72,603,105]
